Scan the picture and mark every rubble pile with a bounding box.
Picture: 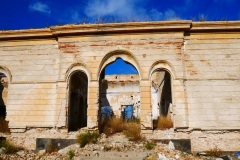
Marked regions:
[0,129,239,160]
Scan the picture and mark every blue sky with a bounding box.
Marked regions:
[105,58,138,75]
[1,0,240,75]
[0,0,240,30]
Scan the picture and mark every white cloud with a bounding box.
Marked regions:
[149,9,163,20]
[84,0,147,21]
[164,9,178,20]
[83,0,179,21]
[29,1,51,14]
[149,9,179,21]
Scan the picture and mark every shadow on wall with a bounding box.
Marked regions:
[160,72,172,116]
[100,79,111,107]
[98,70,113,133]
[100,79,113,119]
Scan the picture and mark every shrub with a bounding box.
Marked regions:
[100,116,143,141]
[103,117,125,135]
[0,140,24,154]
[123,122,142,141]
[206,146,223,157]
[144,141,156,150]
[126,117,140,124]
[76,131,99,148]
[109,117,124,133]
[67,149,75,160]
[157,116,173,130]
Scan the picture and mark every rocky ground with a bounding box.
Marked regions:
[0,128,239,160]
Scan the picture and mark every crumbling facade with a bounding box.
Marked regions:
[100,74,140,119]
[0,21,239,134]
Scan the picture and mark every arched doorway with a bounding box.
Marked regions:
[68,71,88,131]
[98,57,140,127]
[151,69,173,129]
[0,73,8,120]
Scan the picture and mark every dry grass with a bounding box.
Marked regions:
[102,117,143,141]
[157,116,173,130]
[123,122,142,141]
[108,117,125,133]
[103,117,125,135]
[0,119,10,133]
[206,146,223,157]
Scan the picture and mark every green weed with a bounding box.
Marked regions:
[67,149,75,160]
[76,131,99,148]
[0,140,24,154]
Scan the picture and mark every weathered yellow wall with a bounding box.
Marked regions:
[0,21,239,131]
[185,32,240,130]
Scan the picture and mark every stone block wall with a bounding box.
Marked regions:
[0,38,61,129]
[0,21,239,132]
[184,31,240,129]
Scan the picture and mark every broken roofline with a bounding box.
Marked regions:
[1,21,240,40]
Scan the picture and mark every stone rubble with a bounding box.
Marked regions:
[0,129,238,160]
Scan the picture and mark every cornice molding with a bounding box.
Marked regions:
[50,21,192,35]
[191,21,240,31]
[0,28,52,40]
[1,21,240,40]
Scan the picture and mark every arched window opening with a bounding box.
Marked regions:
[105,58,138,75]
[0,73,8,120]
[68,71,88,132]
[98,57,140,131]
[151,70,173,130]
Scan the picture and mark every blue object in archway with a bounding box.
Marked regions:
[124,105,133,120]
[234,151,240,157]
[101,106,112,119]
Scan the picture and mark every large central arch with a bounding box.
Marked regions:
[97,50,142,80]
[97,50,142,131]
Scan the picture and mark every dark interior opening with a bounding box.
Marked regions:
[0,73,7,120]
[68,71,88,132]
[160,71,172,116]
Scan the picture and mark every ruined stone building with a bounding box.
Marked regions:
[0,21,239,136]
